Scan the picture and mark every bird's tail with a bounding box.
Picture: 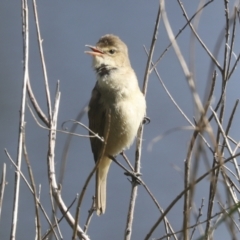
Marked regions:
[95,156,111,215]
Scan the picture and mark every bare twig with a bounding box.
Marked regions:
[226,7,238,79]
[201,201,240,240]
[206,8,240,122]
[205,99,239,236]
[125,4,161,240]
[27,80,49,127]
[44,83,88,239]
[32,0,52,119]
[145,49,215,156]
[177,0,222,72]
[204,5,239,235]
[228,53,240,79]
[84,196,95,233]
[217,202,238,240]
[190,199,204,240]
[110,156,177,240]
[28,102,102,141]
[49,186,61,240]
[161,1,209,238]
[162,0,204,114]
[183,71,216,240]
[58,105,88,189]
[11,1,29,238]
[51,106,88,239]
[185,70,216,239]
[222,99,239,154]
[22,123,41,240]
[141,5,161,97]
[31,1,89,238]
[42,195,78,240]
[149,0,214,73]
[210,108,240,229]
[223,0,230,80]
[210,107,240,181]
[5,149,58,238]
[121,152,134,171]
[144,152,240,240]
[156,204,234,239]
[0,163,6,221]
[47,83,63,240]
[62,119,104,141]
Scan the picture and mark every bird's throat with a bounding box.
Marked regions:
[95,64,117,77]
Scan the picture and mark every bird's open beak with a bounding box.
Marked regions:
[85,45,104,56]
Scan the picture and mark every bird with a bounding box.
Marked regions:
[85,34,146,215]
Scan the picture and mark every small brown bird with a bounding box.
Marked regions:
[85,34,146,215]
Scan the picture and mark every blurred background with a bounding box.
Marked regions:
[0,1,240,239]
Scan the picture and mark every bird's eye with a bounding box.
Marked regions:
[109,49,115,54]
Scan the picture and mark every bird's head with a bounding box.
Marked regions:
[85,34,131,71]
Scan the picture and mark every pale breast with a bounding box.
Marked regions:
[97,67,146,156]
[105,91,146,156]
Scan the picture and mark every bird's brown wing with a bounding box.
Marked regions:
[88,83,108,163]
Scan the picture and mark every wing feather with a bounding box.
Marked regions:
[88,83,107,163]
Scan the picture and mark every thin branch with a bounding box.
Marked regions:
[210,107,240,181]
[162,0,205,118]
[177,0,222,72]
[48,83,64,240]
[146,48,216,156]
[5,149,58,238]
[121,152,134,171]
[49,186,61,240]
[210,107,240,219]
[51,105,88,238]
[42,83,89,239]
[183,115,209,239]
[149,0,214,73]
[218,202,239,235]
[141,5,161,96]
[226,7,237,79]
[125,4,161,240]
[84,196,95,233]
[32,1,89,238]
[42,195,78,240]
[28,102,102,141]
[205,99,239,235]
[11,0,29,238]
[156,205,233,239]
[222,99,239,153]
[183,71,216,240]
[148,126,195,151]
[62,119,104,141]
[200,201,240,240]
[224,165,239,181]
[223,0,230,80]
[144,44,194,126]
[58,105,88,190]
[32,0,52,119]
[144,152,240,240]
[110,156,177,240]
[228,53,240,79]
[0,163,6,221]
[190,199,204,240]
[27,80,49,127]
[225,173,240,193]
[206,7,239,122]
[22,123,41,240]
